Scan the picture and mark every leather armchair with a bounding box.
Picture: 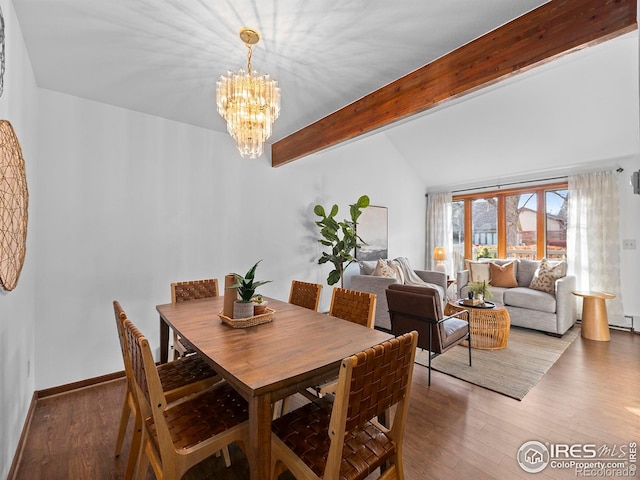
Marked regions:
[386,283,471,385]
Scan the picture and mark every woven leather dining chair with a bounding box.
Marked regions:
[170,278,219,359]
[113,301,223,479]
[271,331,418,480]
[276,287,377,418]
[271,280,323,419]
[288,280,323,311]
[329,287,377,328]
[304,287,378,402]
[386,283,471,385]
[123,316,250,480]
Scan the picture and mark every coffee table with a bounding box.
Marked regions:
[445,300,511,350]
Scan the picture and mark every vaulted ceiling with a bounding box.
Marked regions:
[12,0,639,187]
[13,1,548,140]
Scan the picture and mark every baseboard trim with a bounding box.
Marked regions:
[37,370,125,399]
[6,391,37,480]
[8,370,126,478]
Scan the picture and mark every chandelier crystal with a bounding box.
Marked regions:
[216,28,281,159]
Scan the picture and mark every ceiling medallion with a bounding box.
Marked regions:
[216,27,280,159]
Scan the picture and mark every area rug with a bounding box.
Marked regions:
[416,326,580,400]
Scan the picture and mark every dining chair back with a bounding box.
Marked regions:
[271,331,418,480]
[171,278,219,303]
[123,317,249,480]
[288,280,322,311]
[112,301,222,479]
[329,287,377,328]
[170,278,219,358]
[386,283,471,385]
[305,287,377,400]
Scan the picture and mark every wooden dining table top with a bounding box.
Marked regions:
[157,295,392,398]
[156,294,393,479]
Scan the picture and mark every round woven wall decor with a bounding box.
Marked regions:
[0,120,29,291]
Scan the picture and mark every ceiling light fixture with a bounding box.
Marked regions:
[216,27,280,159]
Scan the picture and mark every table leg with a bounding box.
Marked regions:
[581,298,611,341]
[248,393,272,480]
[159,315,169,363]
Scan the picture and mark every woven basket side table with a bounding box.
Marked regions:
[444,301,511,350]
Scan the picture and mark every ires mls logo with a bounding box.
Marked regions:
[518,440,638,476]
[518,441,550,473]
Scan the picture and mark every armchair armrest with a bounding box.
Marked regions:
[414,270,447,293]
[555,275,577,334]
[441,309,469,324]
[456,270,470,299]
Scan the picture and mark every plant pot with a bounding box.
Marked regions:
[233,301,255,319]
[253,301,268,315]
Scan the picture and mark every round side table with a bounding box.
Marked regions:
[572,291,615,341]
[444,300,510,350]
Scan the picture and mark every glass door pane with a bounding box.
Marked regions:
[472,198,497,259]
[546,189,568,259]
[452,200,465,272]
[506,192,537,259]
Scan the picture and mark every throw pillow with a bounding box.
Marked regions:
[489,261,518,288]
[387,259,405,284]
[466,260,490,283]
[517,259,540,287]
[371,258,397,279]
[529,258,565,293]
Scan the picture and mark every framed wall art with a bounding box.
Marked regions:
[356,205,388,261]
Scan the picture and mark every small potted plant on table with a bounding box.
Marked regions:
[252,294,269,315]
[230,260,272,319]
[467,280,493,306]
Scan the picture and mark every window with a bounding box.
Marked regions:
[452,200,465,272]
[472,197,497,259]
[453,183,568,265]
[506,192,537,259]
[545,189,568,259]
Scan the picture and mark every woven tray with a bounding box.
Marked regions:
[218,308,275,328]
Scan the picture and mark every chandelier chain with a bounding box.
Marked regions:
[246,45,252,73]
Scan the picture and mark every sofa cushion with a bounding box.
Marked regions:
[517,259,540,287]
[488,286,507,305]
[530,258,565,293]
[503,287,557,313]
[466,261,490,283]
[371,258,397,279]
[489,261,518,288]
[359,260,378,275]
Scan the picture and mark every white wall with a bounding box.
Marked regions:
[33,90,427,390]
[0,0,38,476]
[617,156,640,327]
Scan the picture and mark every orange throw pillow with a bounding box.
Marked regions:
[489,261,518,288]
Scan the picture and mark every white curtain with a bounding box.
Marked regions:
[426,192,453,275]
[567,170,624,325]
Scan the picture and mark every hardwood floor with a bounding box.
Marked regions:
[11,328,640,479]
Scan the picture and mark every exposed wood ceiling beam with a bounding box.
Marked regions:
[272,0,637,167]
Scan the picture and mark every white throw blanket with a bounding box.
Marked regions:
[392,257,446,303]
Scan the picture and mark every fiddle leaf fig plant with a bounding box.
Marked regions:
[230,260,272,303]
[314,195,370,287]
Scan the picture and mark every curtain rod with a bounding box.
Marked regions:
[425,168,625,197]
[450,175,568,194]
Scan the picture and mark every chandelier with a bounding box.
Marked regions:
[216,28,281,159]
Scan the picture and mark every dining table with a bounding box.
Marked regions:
[156,295,393,480]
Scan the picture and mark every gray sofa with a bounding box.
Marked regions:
[456,258,576,336]
[348,259,447,331]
